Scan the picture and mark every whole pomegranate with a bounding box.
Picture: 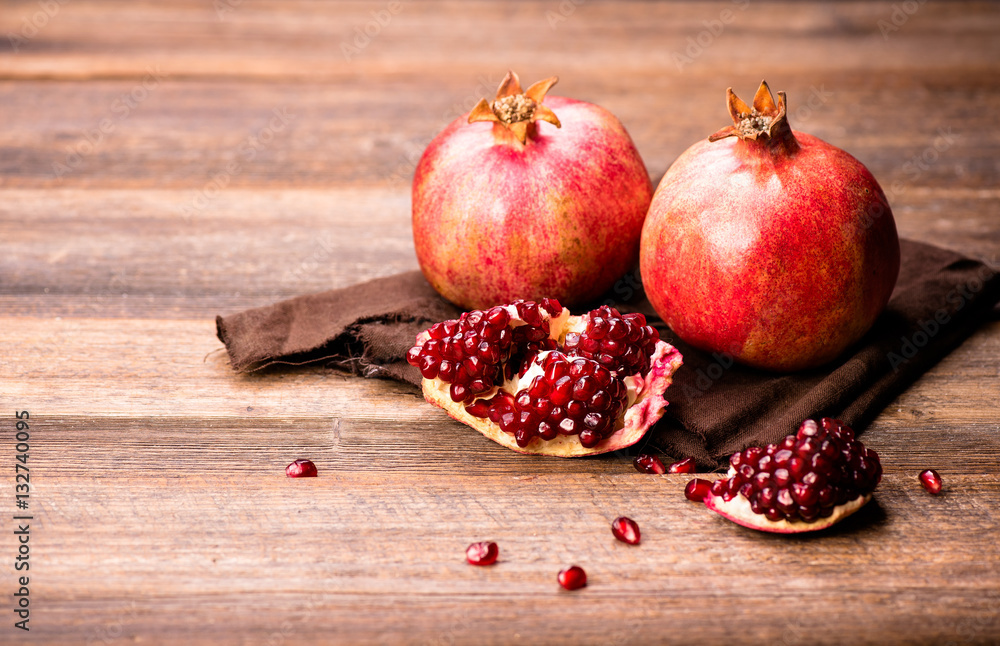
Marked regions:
[640,81,900,371]
[412,71,652,310]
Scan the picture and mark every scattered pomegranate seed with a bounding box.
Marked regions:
[685,478,712,502]
[633,454,666,474]
[285,459,317,478]
[611,517,641,545]
[465,541,499,566]
[668,457,697,474]
[919,469,943,495]
[557,565,587,590]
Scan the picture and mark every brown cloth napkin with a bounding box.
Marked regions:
[217,240,1000,468]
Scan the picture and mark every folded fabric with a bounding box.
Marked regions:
[217,239,1000,467]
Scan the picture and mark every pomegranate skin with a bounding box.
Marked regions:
[413,94,652,310]
[640,86,899,372]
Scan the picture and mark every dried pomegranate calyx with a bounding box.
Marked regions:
[708,80,797,151]
[468,70,562,144]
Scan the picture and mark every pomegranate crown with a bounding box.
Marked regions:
[468,70,561,144]
[708,80,794,144]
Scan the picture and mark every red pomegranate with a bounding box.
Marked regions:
[640,81,900,371]
[412,71,652,310]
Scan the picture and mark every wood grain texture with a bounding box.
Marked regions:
[1,0,999,643]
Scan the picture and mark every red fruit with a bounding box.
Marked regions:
[409,300,683,457]
[685,478,712,502]
[640,81,900,371]
[466,541,499,566]
[412,70,652,310]
[285,459,317,478]
[919,469,943,495]
[703,418,881,533]
[668,457,697,474]
[633,454,666,474]
[557,565,587,590]
[611,517,641,545]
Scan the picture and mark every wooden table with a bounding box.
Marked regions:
[3,1,999,643]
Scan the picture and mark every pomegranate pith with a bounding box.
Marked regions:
[557,565,587,590]
[413,71,653,309]
[285,459,317,478]
[704,418,882,533]
[640,81,900,371]
[466,541,499,566]
[410,300,683,457]
[919,469,943,495]
[611,517,641,545]
[633,454,666,474]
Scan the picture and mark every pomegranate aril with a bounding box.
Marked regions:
[611,517,641,545]
[667,457,696,474]
[466,541,499,566]
[285,459,317,478]
[557,565,587,591]
[564,305,660,375]
[685,478,712,501]
[919,469,943,495]
[634,454,666,474]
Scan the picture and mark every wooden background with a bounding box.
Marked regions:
[2,1,999,643]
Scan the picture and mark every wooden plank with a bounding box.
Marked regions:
[2,1,998,81]
[2,71,998,190]
[6,473,998,643]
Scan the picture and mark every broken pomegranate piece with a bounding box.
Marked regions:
[408,300,682,457]
[703,418,882,533]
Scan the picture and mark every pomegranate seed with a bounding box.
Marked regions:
[668,457,697,474]
[465,541,499,566]
[564,305,660,375]
[285,459,317,478]
[486,352,626,448]
[407,301,560,404]
[611,517,641,545]
[633,454,666,474]
[557,565,587,590]
[685,478,712,502]
[705,418,881,523]
[919,469,943,495]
